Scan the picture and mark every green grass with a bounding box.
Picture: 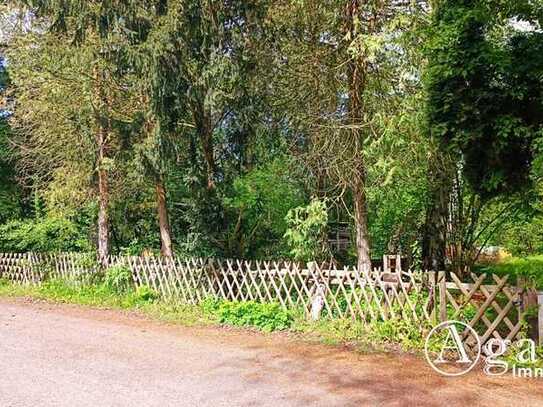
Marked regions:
[0,278,212,327]
[291,316,429,353]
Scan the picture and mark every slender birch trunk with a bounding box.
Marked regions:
[155,177,173,257]
[94,66,110,267]
[97,123,110,267]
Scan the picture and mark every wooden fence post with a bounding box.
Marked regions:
[538,292,543,347]
[427,271,437,323]
[438,271,447,322]
[516,276,543,345]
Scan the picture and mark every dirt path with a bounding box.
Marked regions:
[0,298,541,407]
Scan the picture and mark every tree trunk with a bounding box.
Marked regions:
[94,65,110,268]
[346,0,371,271]
[201,120,215,191]
[155,177,173,257]
[422,155,454,271]
[353,180,371,271]
[193,103,216,191]
[97,125,110,268]
[422,187,447,271]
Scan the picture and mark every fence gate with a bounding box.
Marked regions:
[436,271,531,347]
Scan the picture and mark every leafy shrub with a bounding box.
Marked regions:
[494,217,543,257]
[223,159,304,258]
[284,198,329,261]
[104,266,133,294]
[135,285,159,302]
[0,216,90,252]
[367,319,427,350]
[476,255,543,289]
[203,299,293,332]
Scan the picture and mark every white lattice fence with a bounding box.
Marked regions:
[0,252,534,343]
[99,256,437,324]
[0,252,98,284]
[437,271,525,345]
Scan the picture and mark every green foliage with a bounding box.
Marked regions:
[2,0,543,276]
[498,220,543,257]
[135,285,159,302]
[223,159,304,258]
[367,175,427,258]
[0,277,210,326]
[110,188,163,256]
[0,56,21,223]
[425,0,543,199]
[363,87,429,259]
[284,198,329,262]
[0,120,21,224]
[202,298,293,332]
[485,196,543,256]
[0,216,91,252]
[293,316,428,352]
[103,266,133,294]
[477,256,543,289]
[366,319,427,351]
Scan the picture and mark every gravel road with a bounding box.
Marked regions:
[0,297,542,407]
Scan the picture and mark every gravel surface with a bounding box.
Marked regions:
[0,297,542,407]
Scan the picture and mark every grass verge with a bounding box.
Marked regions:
[0,278,213,327]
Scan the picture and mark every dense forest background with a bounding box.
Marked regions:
[0,0,542,274]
